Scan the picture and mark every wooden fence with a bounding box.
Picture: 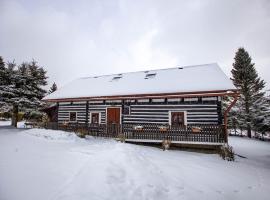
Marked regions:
[43,122,226,143]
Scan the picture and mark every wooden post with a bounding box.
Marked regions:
[86,101,89,125]
[56,102,59,123]
[223,93,239,143]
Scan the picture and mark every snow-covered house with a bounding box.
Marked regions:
[43,63,238,145]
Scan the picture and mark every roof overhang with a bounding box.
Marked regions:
[43,89,239,103]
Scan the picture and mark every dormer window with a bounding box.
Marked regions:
[145,73,156,79]
[111,74,123,81]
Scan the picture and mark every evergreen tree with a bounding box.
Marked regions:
[0,56,6,84]
[231,48,266,137]
[251,94,270,137]
[0,58,48,127]
[0,56,7,110]
[0,59,15,112]
[49,82,57,94]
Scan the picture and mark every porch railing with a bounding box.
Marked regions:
[43,122,226,143]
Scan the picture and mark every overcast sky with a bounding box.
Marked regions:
[0,0,270,89]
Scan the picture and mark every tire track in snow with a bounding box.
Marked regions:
[49,155,91,200]
[104,144,178,200]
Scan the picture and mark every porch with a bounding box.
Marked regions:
[43,122,227,145]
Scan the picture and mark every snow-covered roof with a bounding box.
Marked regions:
[43,63,236,101]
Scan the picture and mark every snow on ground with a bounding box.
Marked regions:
[0,127,270,200]
[229,129,270,140]
[0,120,26,128]
[0,120,12,126]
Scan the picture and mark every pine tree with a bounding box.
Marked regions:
[49,82,57,94]
[0,58,48,127]
[0,56,6,84]
[0,58,14,112]
[251,94,270,137]
[0,56,7,110]
[231,48,266,138]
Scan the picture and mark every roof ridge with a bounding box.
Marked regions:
[79,63,218,79]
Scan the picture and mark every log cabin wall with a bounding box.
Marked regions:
[122,97,221,125]
[58,101,87,124]
[57,96,222,125]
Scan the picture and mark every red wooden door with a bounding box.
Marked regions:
[107,108,121,124]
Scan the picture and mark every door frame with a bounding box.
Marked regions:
[89,112,102,124]
[106,106,122,124]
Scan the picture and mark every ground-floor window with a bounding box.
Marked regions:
[123,105,130,115]
[69,112,77,122]
[90,112,101,124]
[169,111,187,126]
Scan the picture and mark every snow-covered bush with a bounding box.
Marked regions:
[0,111,12,119]
[77,128,88,138]
[118,133,125,143]
[162,140,171,151]
[24,111,44,122]
[219,144,235,161]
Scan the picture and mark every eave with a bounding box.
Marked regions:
[43,89,239,103]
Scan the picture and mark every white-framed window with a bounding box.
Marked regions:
[69,112,77,122]
[169,111,187,126]
[90,112,101,124]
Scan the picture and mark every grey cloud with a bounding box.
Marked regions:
[0,0,269,89]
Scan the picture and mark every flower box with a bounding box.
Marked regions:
[158,126,168,132]
[134,125,144,131]
[192,127,202,133]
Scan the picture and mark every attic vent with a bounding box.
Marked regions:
[145,73,156,79]
[111,75,122,81]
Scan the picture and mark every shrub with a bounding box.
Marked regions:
[24,111,43,122]
[0,111,12,119]
[162,140,171,151]
[77,128,88,138]
[219,144,235,161]
[118,134,125,143]
[17,112,24,121]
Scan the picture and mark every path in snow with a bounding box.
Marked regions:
[0,127,270,200]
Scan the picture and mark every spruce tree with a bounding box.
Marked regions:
[0,58,48,127]
[231,48,265,138]
[49,82,57,94]
[0,58,14,112]
[0,56,6,84]
[0,56,7,110]
[251,95,270,137]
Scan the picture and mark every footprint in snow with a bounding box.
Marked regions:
[106,166,126,184]
[233,190,239,193]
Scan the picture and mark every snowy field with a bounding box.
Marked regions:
[0,120,26,128]
[0,126,270,200]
